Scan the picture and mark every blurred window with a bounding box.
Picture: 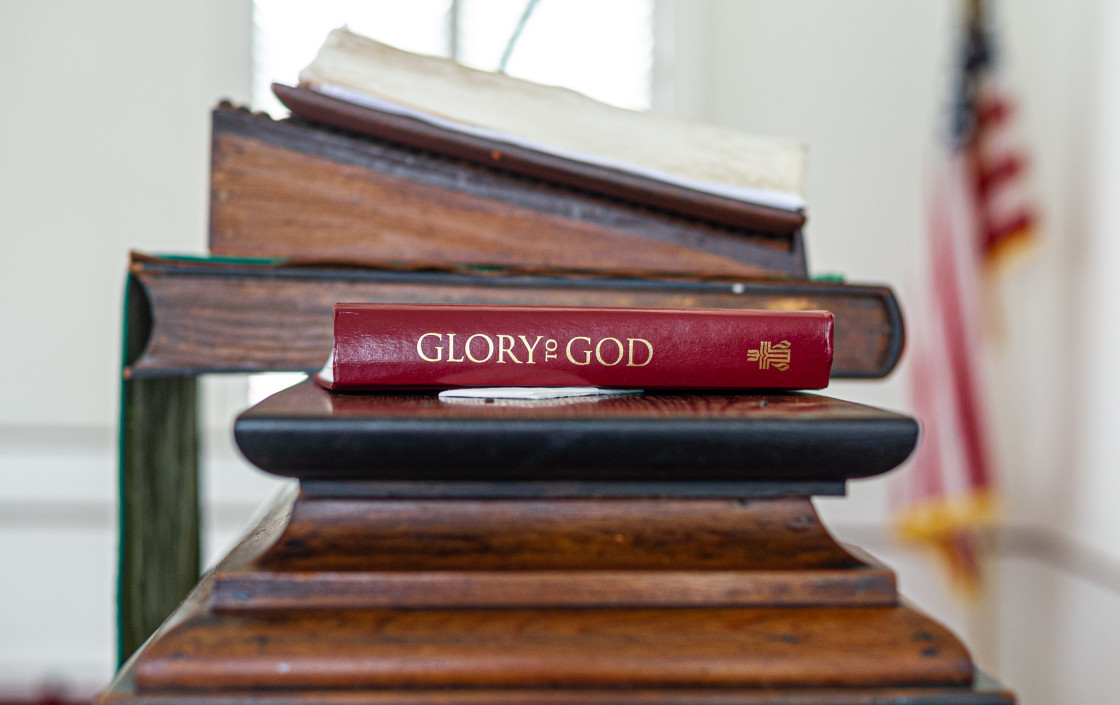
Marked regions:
[251,0,653,115]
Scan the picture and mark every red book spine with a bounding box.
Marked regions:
[325,304,833,390]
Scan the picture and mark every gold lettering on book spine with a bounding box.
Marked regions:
[747,340,792,371]
[415,333,656,366]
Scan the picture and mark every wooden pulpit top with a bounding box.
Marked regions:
[235,381,918,488]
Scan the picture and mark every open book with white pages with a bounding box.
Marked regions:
[297,28,806,213]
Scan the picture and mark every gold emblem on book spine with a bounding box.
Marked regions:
[747,340,792,371]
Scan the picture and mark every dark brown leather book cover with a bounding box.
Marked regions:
[123,253,903,380]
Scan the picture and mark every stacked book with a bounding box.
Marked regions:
[127,28,903,382]
[220,27,810,278]
[103,28,1014,705]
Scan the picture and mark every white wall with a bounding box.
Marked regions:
[0,1,253,427]
[0,0,266,694]
[667,2,1120,702]
[1070,0,1120,564]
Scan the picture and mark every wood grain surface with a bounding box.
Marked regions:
[135,604,973,690]
[97,491,1012,705]
[210,495,896,610]
[102,684,1014,705]
[209,107,807,279]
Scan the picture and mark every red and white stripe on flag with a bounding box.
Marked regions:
[897,154,995,587]
[896,0,1035,590]
[974,77,1036,268]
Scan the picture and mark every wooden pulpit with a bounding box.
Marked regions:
[110,88,1014,702]
[100,382,1014,704]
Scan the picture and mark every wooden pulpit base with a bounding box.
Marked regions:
[100,487,1013,704]
[102,386,1012,703]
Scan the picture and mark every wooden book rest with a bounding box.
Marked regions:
[208,103,807,279]
[101,382,1014,704]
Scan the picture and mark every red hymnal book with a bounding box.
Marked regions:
[317,304,833,391]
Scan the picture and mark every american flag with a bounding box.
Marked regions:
[896,0,1036,590]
